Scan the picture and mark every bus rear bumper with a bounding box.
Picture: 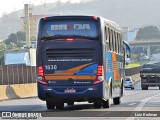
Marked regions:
[38,83,103,102]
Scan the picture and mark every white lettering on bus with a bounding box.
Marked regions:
[83,24,90,29]
[74,24,90,29]
[45,65,57,70]
[51,24,90,30]
[51,25,67,30]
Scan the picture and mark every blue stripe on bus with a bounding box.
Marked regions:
[75,64,98,75]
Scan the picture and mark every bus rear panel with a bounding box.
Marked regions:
[37,16,105,104]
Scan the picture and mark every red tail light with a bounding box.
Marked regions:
[93,65,104,84]
[97,65,103,76]
[38,66,48,85]
[66,38,73,41]
[38,66,44,76]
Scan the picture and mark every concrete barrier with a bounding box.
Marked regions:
[0,73,140,101]
[0,83,37,100]
[130,73,140,83]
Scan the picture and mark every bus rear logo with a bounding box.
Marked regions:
[51,24,90,30]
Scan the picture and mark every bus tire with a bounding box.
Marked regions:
[103,85,112,108]
[93,101,102,108]
[142,87,145,90]
[159,86,160,90]
[46,100,55,109]
[67,101,74,105]
[56,102,64,109]
[142,86,148,90]
[102,99,110,108]
[113,97,121,105]
[121,81,124,96]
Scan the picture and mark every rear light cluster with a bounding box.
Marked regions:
[93,65,104,84]
[37,66,48,85]
[66,38,73,41]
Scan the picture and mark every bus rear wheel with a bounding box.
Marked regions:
[102,99,110,108]
[113,97,121,105]
[142,86,148,90]
[102,85,112,108]
[93,101,102,108]
[56,102,64,109]
[46,100,55,109]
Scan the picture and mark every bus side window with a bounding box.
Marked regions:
[120,35,123,54]
[111,29,114,52]
[105,26,107,40]
[116,33,119,54]
[109,28,112,51]
[114,31,117,53]
[110,29,114,52]
[105,26,109,50]
[117,33,121,54]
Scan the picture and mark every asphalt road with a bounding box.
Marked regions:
[0,81,160,120]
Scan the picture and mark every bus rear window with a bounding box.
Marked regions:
[41,20,98,40]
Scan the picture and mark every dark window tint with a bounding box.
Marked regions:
[41,20,97,40]
[142,64,155,68]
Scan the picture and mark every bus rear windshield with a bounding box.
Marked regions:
[41,19,98,40]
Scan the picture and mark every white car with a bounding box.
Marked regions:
[124,76,134,90]
[125,58,131,65]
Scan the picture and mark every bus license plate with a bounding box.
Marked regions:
[64,89,76,93]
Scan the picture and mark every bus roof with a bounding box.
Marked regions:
[41,15,98,20]
[40,15,121,31]
[39,15,122,36]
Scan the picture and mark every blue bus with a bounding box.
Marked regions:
[36,16,131,109]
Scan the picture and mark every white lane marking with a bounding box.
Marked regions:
[128,103,137,106]
[126,93,160,120]
[135,93,160,111]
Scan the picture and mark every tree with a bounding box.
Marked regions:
[17,31,26,41]
[0,42,7,64]
[5,33,17,45]
[136,26,160,40]
[7,42,18,50]
[5,31,26,45]
[0,42,7,51]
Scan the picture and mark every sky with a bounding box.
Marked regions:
[0,0,85,17]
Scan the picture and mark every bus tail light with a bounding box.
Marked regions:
[66,38,73,41]
[93,65,104,84]
[38,66,48,85]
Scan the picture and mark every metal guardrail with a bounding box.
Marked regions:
[0,65,141,85]
[0,65,37,85]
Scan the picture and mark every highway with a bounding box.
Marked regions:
[1,81,160,119]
